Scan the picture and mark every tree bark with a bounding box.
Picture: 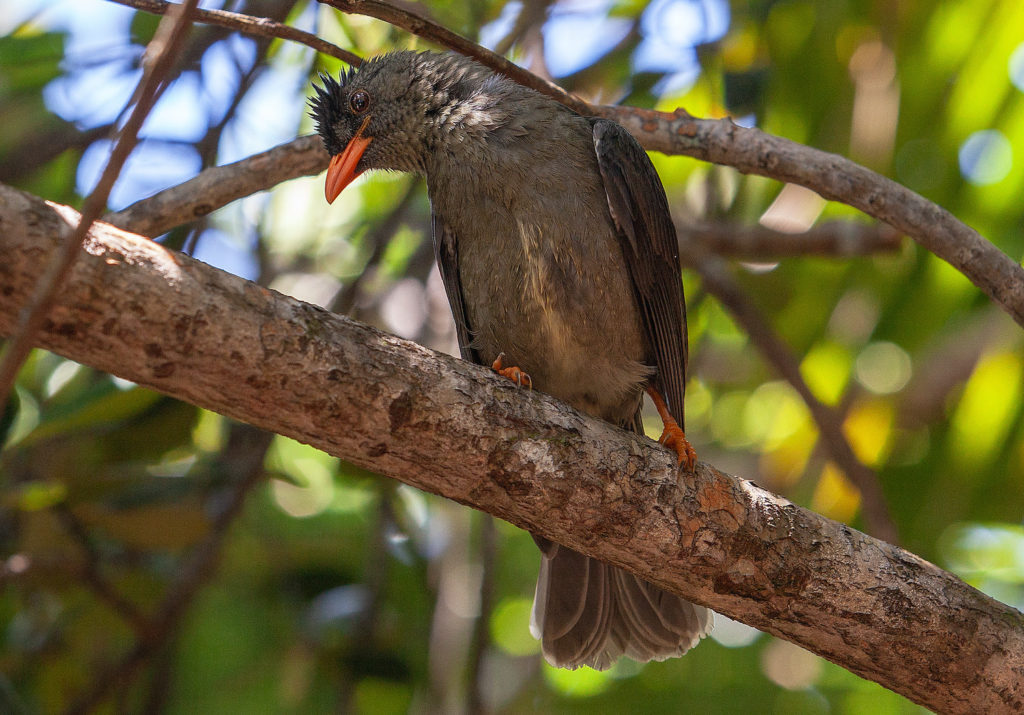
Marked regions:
[1,183,1022,713]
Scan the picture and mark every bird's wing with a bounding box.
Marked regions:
[432,211,479,363]
[591,118,688,426]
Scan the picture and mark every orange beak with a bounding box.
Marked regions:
[325,134,372,204]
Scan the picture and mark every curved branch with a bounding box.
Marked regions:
[317,0,1024,329]
[3,183,1022,713]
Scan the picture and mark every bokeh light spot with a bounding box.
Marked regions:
[1009,41,1024,92]
[958,129,1013,185]
[854,341,912,395]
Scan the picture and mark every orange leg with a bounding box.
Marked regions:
[492,352,532,389]
[645,386,696,470]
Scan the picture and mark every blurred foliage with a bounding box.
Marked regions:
[2,0,1023,712]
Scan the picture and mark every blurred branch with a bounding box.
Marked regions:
[466,515,496,714]
[318,0,1024,330]
[0,123,114,185]
[107,0,361,65]
[63,425,271,715]
[687,221,901,259]
[685,248,899,543]
[53,506,151,636]
[336,484,395,711]
[2,185,1022,714]
[0,0,197,417]
[492,0,550,57]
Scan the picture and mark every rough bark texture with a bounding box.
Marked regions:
[2,183,1023,712]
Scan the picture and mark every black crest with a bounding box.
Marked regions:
[308,67,358,154]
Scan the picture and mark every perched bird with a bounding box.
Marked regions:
[310,50,712,670]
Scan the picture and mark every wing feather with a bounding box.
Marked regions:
[431,212,479,364]
[591,119,688,426]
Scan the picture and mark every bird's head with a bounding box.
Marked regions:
[310,51,518,203]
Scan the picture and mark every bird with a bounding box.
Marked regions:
[309,50,712,670]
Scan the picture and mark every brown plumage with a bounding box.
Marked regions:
[310,50,712,670]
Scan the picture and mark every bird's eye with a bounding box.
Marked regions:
[350,90,370,113]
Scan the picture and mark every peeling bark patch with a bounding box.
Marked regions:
[388,391,414,433]
[46,320,78,338]
[780,565,811,595]
[877,587,919,625]
[144,343,164,358]
[486,448,539,500]
[152,362,175,378]
[174,315,192,342]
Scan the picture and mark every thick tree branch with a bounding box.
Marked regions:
[2,183,1022,713]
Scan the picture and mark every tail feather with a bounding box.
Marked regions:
[531,540,712,670]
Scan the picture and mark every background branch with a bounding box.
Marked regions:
[687,220,901,259]
[2,183,1022,714]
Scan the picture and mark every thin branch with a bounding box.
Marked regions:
[104,134,328,237]
[0,0,197,416]
[685,247,899,543]
[317,0,1024,330]
[466,515,496,714]
[107,0,362,65]
[3,185,1022,714]
[317,0,589,112]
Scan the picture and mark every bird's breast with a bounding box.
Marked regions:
[429,170,651,424]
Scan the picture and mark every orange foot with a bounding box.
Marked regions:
[645,385,696,471]
[492,352,532,389]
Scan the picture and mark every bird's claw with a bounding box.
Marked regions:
[646,385,697,471]
[492,352,532,389]
[658,423,696,471]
